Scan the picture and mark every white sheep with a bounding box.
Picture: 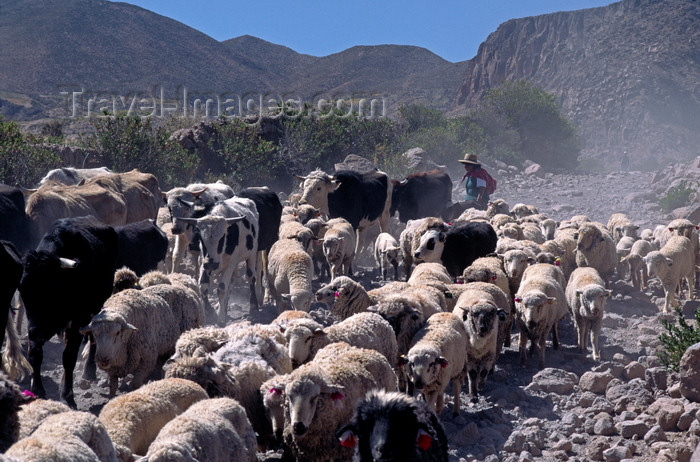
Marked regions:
[315,276,409,320]
[452,286,506,402]
[539,239,575,279]
[501,249,536,297]
[540,218,558,241]
[260,374,290,446]
[17,398,71,441]
[281,342,397,462]
[486,199,510,219]
[270,310,313,331]
[490,213,516,230]
[615,235,637,278]
[404,312,468,415]
[282,313,398,368]
[278,220,315,253]
[305,217,330,279]
[267,238,314,312]
[644,235,696,312]
[496,237,541,258]
[322,218,356,280]
[98,378,208,461]
[138,398,257,462]
[406,262,454,309]
[573,222,618,288]
[81,288,180,396]
[607,212,639,243]
[566,267,610,360]
[6,411,118,462]
[510,203,538,219]
[514,264,569,369]
[620,239,654,290]
[164,355,276,450]
[374,232,401,281]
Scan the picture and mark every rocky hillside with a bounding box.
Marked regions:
[454,0,700,170]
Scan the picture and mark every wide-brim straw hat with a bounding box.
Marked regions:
[458,153,481,166]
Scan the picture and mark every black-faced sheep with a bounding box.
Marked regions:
[0,373,29,452]
[452,287,506,402]
[566,267,610,361]
[337,390,449,462]
[404,312,468,415]
[98,378,208,461]
[138,397,257,462]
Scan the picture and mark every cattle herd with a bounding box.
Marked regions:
[0,164,698,461]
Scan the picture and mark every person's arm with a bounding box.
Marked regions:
[476,186,486,203]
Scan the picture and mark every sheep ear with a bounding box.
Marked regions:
[416,428,433,451]
[575,290,583,297]
[398,355,408,367]
[436,357,449,368]
[546,297,556,305]
[313,328,326,337]
[526,257,537,265]
[338,427,358,448]
[605,290,612,297]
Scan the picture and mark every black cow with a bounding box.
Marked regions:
[114,219,169,276]
[441,222,497,278]
[414,221,497,279]
[390,169,452,223]
[0,185,32,254]
[19,216,119,408]
[0,241,22,359]
[236,186,283,253]
[298,169,391,253]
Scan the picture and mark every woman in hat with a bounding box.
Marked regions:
[458,153,495,210]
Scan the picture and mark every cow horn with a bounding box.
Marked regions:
[225,217,245,225]
[190,187,208,197]
[294,174,307,181]
[400,179,408,185]
[177,217,199,225]
[59,258,78,268]
[177,197,195,208]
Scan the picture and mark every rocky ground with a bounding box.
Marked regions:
[14,159,700,461]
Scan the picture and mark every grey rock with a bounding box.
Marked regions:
[647,397,684,431]
[603,445,631,461]
[618,420,650,439]
[594,415,617,436]
[532,368,579,394]
[680,342,700,403]
[643,424,667,444]
[645,366,668,391]
[623,361,646,381]
[587,437,611,461]
[503,430,526,453]
[580,371,615,394]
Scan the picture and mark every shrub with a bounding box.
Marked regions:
[659,306,700,372]
[659,180,696,212]
[88,114,199,190]
[0,117,61,186]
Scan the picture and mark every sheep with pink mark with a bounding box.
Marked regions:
[277,342,397,462]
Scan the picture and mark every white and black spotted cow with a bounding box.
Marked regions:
[178,197,259,325]
[164,182,235,273]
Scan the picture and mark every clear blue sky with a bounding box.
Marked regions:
[117,0,616,63]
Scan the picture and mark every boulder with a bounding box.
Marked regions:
[580,371,615,394]
[647,397,685,431]
[680,342,700,403]
[532,368,579,394]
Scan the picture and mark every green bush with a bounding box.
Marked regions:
[0,117,61,186]
[88,114,199,190]
[659,180,696,212]
[659,306,700,372]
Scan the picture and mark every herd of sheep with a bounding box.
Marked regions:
[1,181,699,462]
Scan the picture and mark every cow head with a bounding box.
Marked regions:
[297,170,337,215]
[179,215,244,272]
[413,229,446,263]
[165,187,207,234]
